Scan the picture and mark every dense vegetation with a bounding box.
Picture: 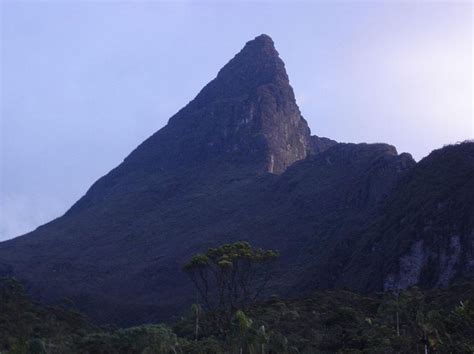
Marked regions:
[2,277,473,353]
[183,242,278,324]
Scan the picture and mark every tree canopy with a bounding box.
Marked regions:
[183,241,279,318]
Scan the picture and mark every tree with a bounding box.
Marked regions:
[183,241,279,322]
[231,310,253,354]
[376,287,445,353]
[441,300,474,352]
[191,303,202,341]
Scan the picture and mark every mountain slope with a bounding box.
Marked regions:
[0,34,325,324]
[0,35,471,325]
[0,142,415,324]
[339,142,474,292]
[69,34,311,216]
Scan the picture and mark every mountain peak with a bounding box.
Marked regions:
[240,34,278,62]
[241,34,277,56]
[252,33,274,43]
[207,34,288,99]
[119,34,312,175]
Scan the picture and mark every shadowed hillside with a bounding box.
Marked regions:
[0,35,472,326]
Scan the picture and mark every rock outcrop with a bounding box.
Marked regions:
[338,142,474,291]
[0,35,472,326]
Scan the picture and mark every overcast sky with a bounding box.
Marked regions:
[1,1,472,241]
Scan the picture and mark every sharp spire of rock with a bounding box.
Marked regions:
[124,34,312,174]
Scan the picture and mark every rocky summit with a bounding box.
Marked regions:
[0,35,473,325]
[114,34,311,174]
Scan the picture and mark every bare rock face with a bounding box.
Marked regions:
[339,142,474,292]
[123,34,311,175]
[67,34,313,214]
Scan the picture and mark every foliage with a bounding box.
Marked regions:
[78,324,179,354]
[2,278,474,354]
[183,241,279,320]
[0,277,90,353]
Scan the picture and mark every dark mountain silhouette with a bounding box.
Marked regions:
[0,35,472,325]
[338,142,474,292]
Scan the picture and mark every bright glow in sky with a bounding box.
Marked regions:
[1,1,472,241]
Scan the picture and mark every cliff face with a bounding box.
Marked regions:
[67,34,313,215]
[0,34,471,325]
[338,142,474,292]
[133,34,312,174]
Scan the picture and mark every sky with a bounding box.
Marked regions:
[1,0,472,241]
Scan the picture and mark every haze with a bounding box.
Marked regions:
[1,1,472,241]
